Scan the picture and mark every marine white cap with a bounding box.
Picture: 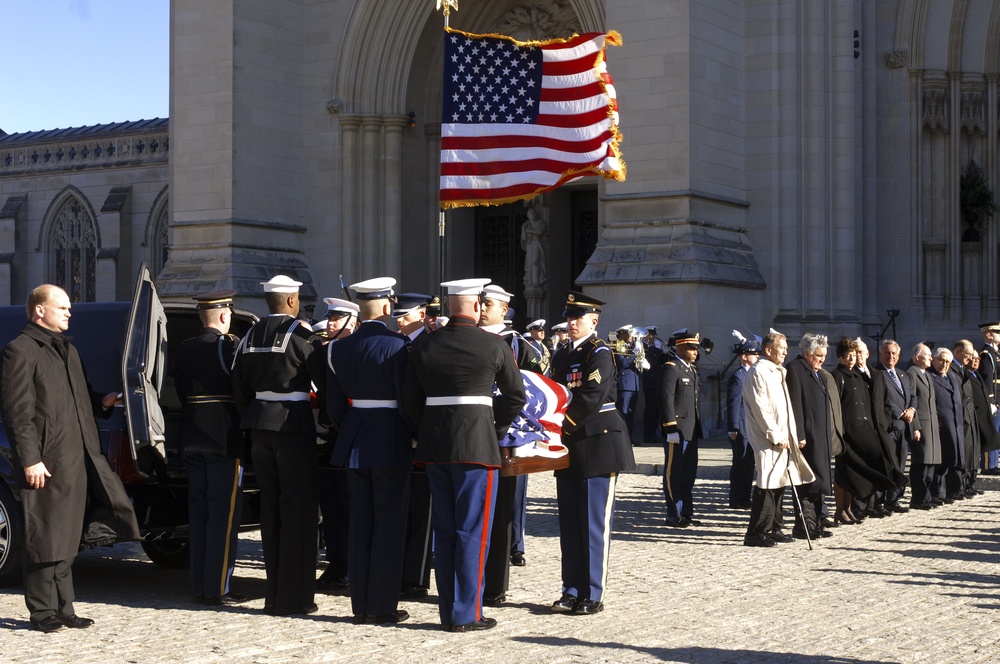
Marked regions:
[616,324,634,334]
[261,275,302,293]
[552,322,569,332]
[441,277,491,296]
[322,297,360,316]
[482,284,514,303]
[350,277,396,300]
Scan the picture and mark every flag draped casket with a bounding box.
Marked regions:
[498,370,572,476]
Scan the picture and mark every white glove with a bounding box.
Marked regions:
[638,358,650,371]
[666,432,680,444]
[992,404,998,416]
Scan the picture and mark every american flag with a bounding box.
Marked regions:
[497,370,572,458]
[440,28,625,208]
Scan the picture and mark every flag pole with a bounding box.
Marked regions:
[436,1,458,287]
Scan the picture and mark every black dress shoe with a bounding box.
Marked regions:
[59,614,95,629]
[31,616,65,633]
[887,502,909,513]
[482,593,506,607]
[965,488,978,498]
[574,599,604,615]
[681,518,703,526]
[193,594,205,604]
[370,610,409,624]
[551,593,578,613]
[821,517,839,528]
[768,531,794,543]
[449,617,497,632]
[399,583,428,599]
[269,603,318,616]
[910,502,934,510]
[863,508,886,518]
[204,593,248,607]
[817,529,833,538]
[510,551,525,566]
[664,517,689,528]
[317,569,350,592]
[743,533,776,547]
[352,614,368,624]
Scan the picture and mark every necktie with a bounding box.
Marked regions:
[889,368,902,393]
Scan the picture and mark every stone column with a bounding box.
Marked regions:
[382,115,408,278]
[339,114,362,282]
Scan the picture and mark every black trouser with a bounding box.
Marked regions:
[728,435,755,507]
[24,557,75,622]
[251,430,317,613]
[908,445,936,506]
[483,474,517,599]
[318,466,350,579]
[401,469,433,589]
[746,487,785,538]
[791,482,824,534]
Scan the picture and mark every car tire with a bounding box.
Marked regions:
[140,539,191,569]
[0,485,25,587]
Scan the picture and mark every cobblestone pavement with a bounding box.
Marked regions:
[2,468,998,663]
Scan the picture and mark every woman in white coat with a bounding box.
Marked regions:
[742,332,816,547]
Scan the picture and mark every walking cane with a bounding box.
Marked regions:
[784,448,813,551]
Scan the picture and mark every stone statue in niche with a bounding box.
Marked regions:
[521,202,548,290]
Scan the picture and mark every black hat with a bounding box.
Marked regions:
[193,289,236,310]
[669,328,701,347]
[562,291,604,317]
[392,293,431,317]
[426,296,442,317]
[979,321,1000,332]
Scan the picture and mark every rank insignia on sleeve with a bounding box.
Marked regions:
[588,369,602,383]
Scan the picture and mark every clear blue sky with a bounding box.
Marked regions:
[0,1,169,135]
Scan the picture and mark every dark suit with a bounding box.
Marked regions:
[327,320,411,620]
[906,365,942,506]
[175,327,244,601]
[978,343,1000,470]
[659,354,702,522]
[641,343,665,444]
[785,356,833,534]
[726,364,754,508]
[551,334,635,605]
[872,363,916,504]
[232,315,325,614]
[931,370,965,499]
[402,315,526,628]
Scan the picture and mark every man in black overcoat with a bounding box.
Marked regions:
[872,339,917,513]
[0,285,139,632]
[930,348,966,502]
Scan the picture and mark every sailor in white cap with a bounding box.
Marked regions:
[549,321,569,352]
[231,275,324,615]
[323,297,360,341]
[523,319,551,376]
[401,277,526,632]
[327,276,412,624]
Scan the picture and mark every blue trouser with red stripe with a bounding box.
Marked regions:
[426,463,498,627]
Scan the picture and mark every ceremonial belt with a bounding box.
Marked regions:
[426,396,493,407]
[256,390,310,402]
[351,399,398,409]
[187,395,235,404]
[599,402,616,413]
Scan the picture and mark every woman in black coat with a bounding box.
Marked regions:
[831,338,900,524]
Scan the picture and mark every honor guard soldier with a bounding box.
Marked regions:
[232,275,325,616]
[524,319,551,376]
[978,321,1000,473]
[425,295,444,331]
[175,290,247,606]
[402,278,526,632]
[660,329,704,527]
[327,277,412,624]
[640,326,666,445]
[315,296,359,592]
[549,321,570,352]
[549,291,636,616]
[612,324,645,441]
[391,293,435,598]
[726,331,762,509]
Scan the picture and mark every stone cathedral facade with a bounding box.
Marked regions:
[2,1,1000,380]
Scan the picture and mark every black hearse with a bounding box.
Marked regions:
[0,266,260,585]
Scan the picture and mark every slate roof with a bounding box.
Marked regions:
[0,118,169,145]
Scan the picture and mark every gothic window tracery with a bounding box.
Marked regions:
[50,197,97,302]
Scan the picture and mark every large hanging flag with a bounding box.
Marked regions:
[439,28,625,209]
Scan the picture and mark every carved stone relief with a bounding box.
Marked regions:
[960,90,986,134]
[922,88,948,132]
[500,1,581,41]
[885,49,908,69]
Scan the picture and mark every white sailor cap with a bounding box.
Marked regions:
[552,322,569,332]
[482,284,514,303]
[441,277,491,296]
[526,319,546,331]
[322,297,360,318]
[311,321,329,335]
[350,277,396,300]
[261,275,302,293]
[616,324,634,335]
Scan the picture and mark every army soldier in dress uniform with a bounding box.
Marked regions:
[523,319,551,376]
[978,321,1000,473]
[549,291,636,616]
[175,290,247,607]
[327,277,412,625]
[232,275,325,616]
[660,330,704,527]
[402,278,526,633]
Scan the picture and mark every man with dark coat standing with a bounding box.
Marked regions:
[548,291,636,615]
[174,290,246,606]
[785,333,835,538]
[930,347,966,502]
[872,339,917,513]
[232,275,325,616]
[659,330,703,527]
[726,332,761,509]
[402,278,526,633]
[0,284,140,632]
[327,277,412,625]
[906,343,942,509]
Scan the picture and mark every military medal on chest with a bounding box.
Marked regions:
[566,364,583,389]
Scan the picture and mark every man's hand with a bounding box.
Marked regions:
[900,407,915,424]
[913,429,922,442]
[666,432,680,445]
[728,431,738,441]
[102,391,123,409]
[24,462,51,489]
[797,439,807,449]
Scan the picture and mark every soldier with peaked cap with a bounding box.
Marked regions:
[660,329,704,527]
[549,291,636,616]
[315,296,359,592]
[613,324,644,441]
[478,283,538,606]
[978,321,1000,473]
[231,275,325,615]
[390,293,435,599]
[425,296,444,331]
[727,332,762,509]
[175,290,247,607]
[402,278,526,632]
[549,321,569,352]
[326,277,412,624]
[524,319,551,376]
